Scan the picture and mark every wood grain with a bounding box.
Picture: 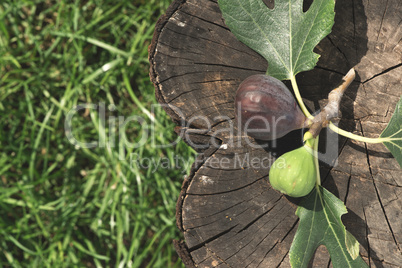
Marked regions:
[149,0,402,267]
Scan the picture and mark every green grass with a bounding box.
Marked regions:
[0,0,195,267]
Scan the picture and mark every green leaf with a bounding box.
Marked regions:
[345,230,360,260]
[290,186,368,268]
[380,96,402,168]
[218,0,335,80]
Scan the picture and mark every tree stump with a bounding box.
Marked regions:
[148,0,402,267]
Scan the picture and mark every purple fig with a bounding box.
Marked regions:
[235,74,306,140]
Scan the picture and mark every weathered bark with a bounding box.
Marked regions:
[148,0,402,267]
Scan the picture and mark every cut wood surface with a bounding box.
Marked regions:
[148,0,402,267]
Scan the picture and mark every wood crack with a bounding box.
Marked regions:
[186,100,233,118]
[326,35,350,66]
[179,9,230,31]
[185,186,268,222]
[276,251,290,268]
[187,175,267,196]
[167,87,202,103]
[242,203,290,267]
[166,21,260,59]
[223,212,279,262]
[343,175,352,204]
[157,49,202,61]
[362,63,402,84]
[188,225,237,252]
[235,198,281,234]
[362,206,371,267]
[352,0,357,62]
[360,120,401,252]
[376,0,389,42]
[280,218,299,243]
[256,241,280,268]
[158,71,203,85]
[315,65,347,76]
[193,62,265,72]
[190,79,237,85]
[159,39,204,55]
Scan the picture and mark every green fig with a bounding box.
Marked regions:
[269,141,316,198]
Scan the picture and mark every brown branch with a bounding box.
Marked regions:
[309,68,356,137]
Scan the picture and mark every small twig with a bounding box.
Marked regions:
[323,68,355,119]
[309,68,356,137]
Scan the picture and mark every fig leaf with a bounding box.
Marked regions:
[218,0,335,80]
[380,96,402,168]
[290,186,368,268]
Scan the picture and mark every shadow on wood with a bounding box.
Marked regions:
[148,0,402,267]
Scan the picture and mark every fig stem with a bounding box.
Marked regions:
[290,75,314,120]
[324,69,401,143]
[313,136,320,186]
[307,68,356,138]
[328,123,402,143]
[291,68,400,143]
[303,133,321,186]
